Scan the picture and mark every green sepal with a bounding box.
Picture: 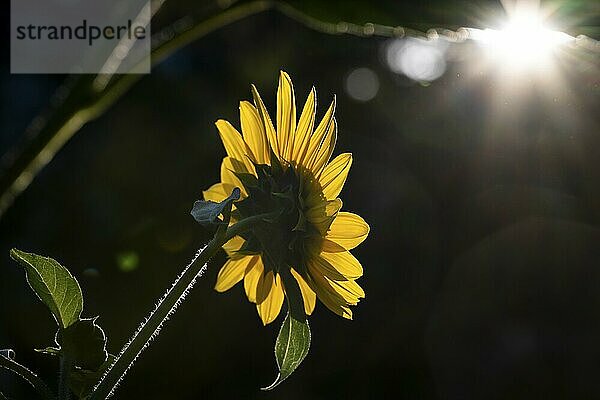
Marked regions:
[10,249,83,329]
[233,172,259,189]
[259,209,284,224]
[262,271,311,390]
[237,235,262,256]
[57,317,108,371]
[268,148,284,176]
[191,187,240,226]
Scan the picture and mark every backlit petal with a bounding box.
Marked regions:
[312,119,337,176]
[303,97,336,170]
[276,71,296,161]
[220,157,248,197]
[291,268,316,315]
[222,235,246,260]
[291,87,316,164]
[202,182,234,203]
[308,256,346,281]
[215,257,255,292]
[326,212,370,250]
[306,265,353,319]
[244,256,264,303]
[320,251,363,280]
[255,269,274,305]
[321,239,347,253]
[319,153,352,200]
[240,101,270,164]
[328,278,365,303]
[215,119,251,162]
[251,84,279,158]
[256,272,285,325]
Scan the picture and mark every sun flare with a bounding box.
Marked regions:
[475,5,574,70]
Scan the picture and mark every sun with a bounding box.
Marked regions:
[476,4,574,71]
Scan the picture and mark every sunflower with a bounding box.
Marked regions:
[203,71,369,325]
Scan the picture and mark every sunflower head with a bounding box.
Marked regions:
[204,71,369,325]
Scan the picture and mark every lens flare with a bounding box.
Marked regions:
[474,9,574,70]
[386,38,448,82]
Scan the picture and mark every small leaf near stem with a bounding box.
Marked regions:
[262,269,311,391]
[191,187,240,226]
[0,350,56,400]
[10,249,83,329]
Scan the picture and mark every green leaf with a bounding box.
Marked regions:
[191,187,240,226]
[262,313,311,391]
[70,354,115,399]
[262,271,310,390]
[57,318,108,371]
[10,249,83,329]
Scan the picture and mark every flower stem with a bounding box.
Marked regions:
[88,212,274,400]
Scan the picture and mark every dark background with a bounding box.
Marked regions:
[1,1,599,399]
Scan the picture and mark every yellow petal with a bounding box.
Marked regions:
[303,97,335,170]
[326,212,370,250]
[321,239,347,253]
[244,256,264,303]
[240,101,270,164]
[328,278,365,303]
[256,272,285,325]
[255,269,274,305]
[319,251,363,280]
[306,265,353,319]
[311,119,337,176]
[277,71,296,161]
[215,257,255,292]
[319,153,352,200]
[215,119,251,162]
[291,269,316,315]
[308,256,345,281]
[251,84,280,158]
[203,182,235,203]
[291,87,316,164]
[220,157,248,197]
[222,235,245,259]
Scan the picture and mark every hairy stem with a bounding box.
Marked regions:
[88,212,273,399]
[0,352,56,400]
